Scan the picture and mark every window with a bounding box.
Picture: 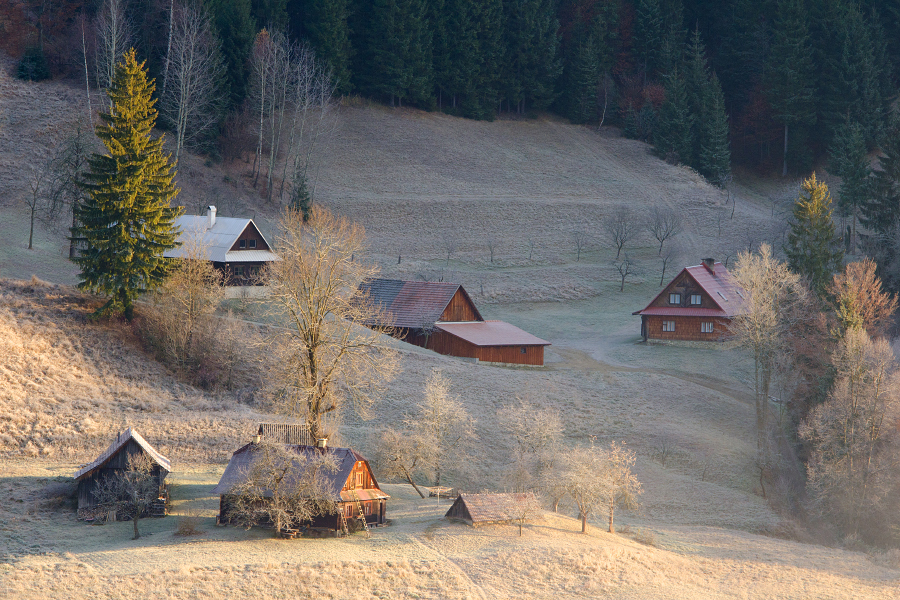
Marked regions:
[520,347,527,354]
[345,504,353,517]
[355,470,364,488]
[701,322,714,333]
[364,502,371,515]
[690,294,702,305]
[248,239,257,248]
[233,266,244,278]
[669,293,681,305]
[239,239,246,249]
[662,321,675,332]
[249,266,260,277]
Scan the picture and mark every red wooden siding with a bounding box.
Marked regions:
[642,315,731,341]
[439,289,480,322]
[406,330,545,366]
[647,272,716,310]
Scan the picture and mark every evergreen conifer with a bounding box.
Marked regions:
[697,73,731,185]
[828,120,870,250]
[299,0,354,95]
[654,69,693,165]
[72,50,181,321]
[785,173,843,295]
[634,0,663,78]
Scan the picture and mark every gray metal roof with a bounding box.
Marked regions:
[164,216,276,263]
[74,428,171,480]
[435,321,550,346]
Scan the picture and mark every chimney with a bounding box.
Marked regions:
[207,205,217,229]
[252,434,261,444]
[702,257,716,274]
[316,438,328,449]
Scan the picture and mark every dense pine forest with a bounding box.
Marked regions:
[5,0,900,285]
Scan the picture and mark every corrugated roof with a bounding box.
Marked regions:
[357,278,482,328]
[212,444,388,501]
[164,216,275,263]
[435,320,550,346]
[224,249,279,263]
[446,492,536,524]
[634,262,746,318]
[633,307,728,317]
[74,428,171,480]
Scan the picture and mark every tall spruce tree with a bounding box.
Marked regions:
[654,68,693,165]
[441,0,502,119]
[556,5,617,124]
[209,0,257,108]
[785,173,842,295]
[297,0,354,95]
[766,0,816,176]
[828,120,870,251]
[697,73,731,185]
[684,28,709,162]
[634,0,664,79]
[73,49,181,321]
[861,116,900,289]
[501,0,561,113]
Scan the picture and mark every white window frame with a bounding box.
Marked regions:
[669,293,681,305]
[248,239,257,249]
[690,294,702,305]
[662,321,675,332]
[701,322,713,333]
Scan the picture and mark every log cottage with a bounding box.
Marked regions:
[356,278,550,366]
[633,258,745,342]
[445,492,537,527]
[73,428,170,519]
[213,439,389,534]
[164,206,278,285]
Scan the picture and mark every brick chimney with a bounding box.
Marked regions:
[702,257,715,274]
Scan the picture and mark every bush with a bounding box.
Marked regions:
[17,47,50,81]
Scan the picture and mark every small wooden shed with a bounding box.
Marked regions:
[73,428,171,518]
[356,278,550,366]
[444,492,537,526]
[213,441,389,533]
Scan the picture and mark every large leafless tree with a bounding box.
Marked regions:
[602,206,636,260]
[160,0,225,165]
[263,207,399,440]
[646,206,682,256]
[92,453,162,540]
[94,0,131,104]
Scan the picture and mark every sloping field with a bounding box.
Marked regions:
[1,67,897,597]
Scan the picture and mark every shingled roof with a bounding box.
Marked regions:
[212,443,389,502]
[74,428,171,480]
[633,261,746,318]
[444,492,537,525]
[356,278,483,328]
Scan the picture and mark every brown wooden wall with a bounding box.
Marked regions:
[405,329,545,365]
[212,261,268,286]
[77,440,168,510]
[642,315,731,342]
[650,271,716,310]
[342,461,376,491]
[230,223,270,251]
[440,289,480,322]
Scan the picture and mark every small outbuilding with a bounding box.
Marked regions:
[633,258,745,342]
[164,205,278,285]
[444,492,537,527]
[213,440,389,533]
[74,427,171,519]
[356,278,550,366]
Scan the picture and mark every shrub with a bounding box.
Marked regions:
[17,47,50,81]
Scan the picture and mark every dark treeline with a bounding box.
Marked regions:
[4,1,900,179]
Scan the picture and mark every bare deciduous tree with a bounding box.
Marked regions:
[486,238,497,263]
[658,242,682,286]
[227,441,339,536]
[376,427,436,499]
[647,206,682,256]
[800,329,900,539]
[498,398,563,495]
[25,159,50,250]
[603,206,635,260]
[614,253,638,292]
[92,453,163,540]
[729,244,808,456]
[161,0,225,165]
[44,122,93,257]
[94,0,131,103]
[263,207,399,440]
[573,231,588,262]
[558,440,642,533]
[505,492,543,536]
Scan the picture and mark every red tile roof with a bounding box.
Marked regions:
[634,262,746,318]
[436,320,550,346]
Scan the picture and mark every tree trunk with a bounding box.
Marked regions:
[581,512,587,533]
[782,123,789,177]
[405,474,426,499]
[28,205,35,250]
[608,500,615,533]
[132,512,140,540]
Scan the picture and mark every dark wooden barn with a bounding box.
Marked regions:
[73,428,171,519]
[444,492,537,526]
[633,258,746,342]
[213,440,388,535]
[356,278,550,366]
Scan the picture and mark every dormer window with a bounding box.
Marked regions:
[239,239,246,249]
[669,293,681,305]
[690,294,702,305]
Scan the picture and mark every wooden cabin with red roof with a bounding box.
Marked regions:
[633,258,745,342]
[356,278,550,366]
